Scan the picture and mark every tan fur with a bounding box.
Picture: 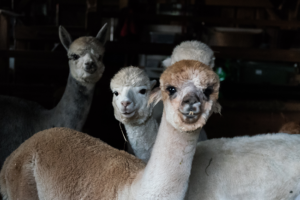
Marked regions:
[0,128,144,200]
[160,60,219,101]
[158,60,220,132]
[1,60,220,200]
[279,121,300,134]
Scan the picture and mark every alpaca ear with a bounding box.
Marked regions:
[59,26,72,51]
[96,23,108,45]
[162,57,172,68]
[148,87,161,107]
[150,80,157,90]
[212,101,222,115]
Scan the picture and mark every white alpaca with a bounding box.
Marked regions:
[111,66,208,162]
[162,40,215,68]
[111,67,157,162]
[186,133,300,200]
[0,60,220,200]
[0,24,107,168]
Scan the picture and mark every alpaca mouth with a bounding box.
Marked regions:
[180,111,200,119]
[121,110,136,118]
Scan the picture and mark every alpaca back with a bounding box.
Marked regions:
[0,128,145,200]
[186,133,300,200]
[0,95,49,167]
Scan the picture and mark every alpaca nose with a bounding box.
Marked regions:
[84,62,97,74]
[121,101,131,108]
[182,94,200,106]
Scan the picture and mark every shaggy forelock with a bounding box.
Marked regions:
[160,60,218,90]
[110,66,150,90]
[69,37,104,53]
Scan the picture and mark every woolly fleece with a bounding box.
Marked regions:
[162,40,215,68]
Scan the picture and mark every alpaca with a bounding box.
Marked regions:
[185,133,300,200]
[110,66,209,162]
[279,121,300,134]
[0,60,220,200]
[110,66,158,162]
[0,24,107,167]
[157,40,215,138]
[162,40,215,68]
[111,68,300,200]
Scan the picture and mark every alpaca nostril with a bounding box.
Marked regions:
[182,95,199,106]
[188,102,201,112]
[121,101,131,108]
[84,62,96,73]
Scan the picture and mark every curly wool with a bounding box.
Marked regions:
[162,40,215,68]
[110,66,150,90]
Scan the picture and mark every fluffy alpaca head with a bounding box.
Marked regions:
[279,121,300,134]
[162,40,215,68]
[111,66,157,125]
[150,60,220,133]
[59,24,107,84]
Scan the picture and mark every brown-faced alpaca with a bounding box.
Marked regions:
[279,121,300,134]
[0,60,220,200]
[0,24,107,168]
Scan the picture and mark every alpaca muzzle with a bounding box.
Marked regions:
[84,62,97,74]
[180,93,201,119]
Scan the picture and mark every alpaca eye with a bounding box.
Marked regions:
[70,54,80,60]
[113,91,119,96]
[139,89,146,95]
[98,55,102,61]
[204,87,213,97]
[166,86,176,95]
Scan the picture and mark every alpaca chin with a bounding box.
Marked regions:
[70,65,104,84]
[115,108,151,126]
[173,115,205,133]
[170,101,213,133]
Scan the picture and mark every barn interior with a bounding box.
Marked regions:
[1,0,300,150]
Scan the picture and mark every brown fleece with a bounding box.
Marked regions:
[160,60,219,103]
[279,121,300,134]
[159,60,220,131]
[0,128,145,200]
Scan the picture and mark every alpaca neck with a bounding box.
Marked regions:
[50,74,95,130]
[124,115,158,163]
[133,111,200,199]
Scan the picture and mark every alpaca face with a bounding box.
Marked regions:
[68,38,105,84]
[150,60,220,132]
[112,85,153,124]
[59,24,107,84]
[111,67,156,125]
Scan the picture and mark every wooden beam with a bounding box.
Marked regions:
[0,14,8,50]
[105,42,300,63]
[205,0,273,8]
[0,13,9,83]
[105,42,174,55]
[213,47,300,63]
[93,12,300,29]
[14,26,87,41]
[0,50,66,60]
[1,44,300,64]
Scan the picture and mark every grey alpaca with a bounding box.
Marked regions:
[0,24,107,167]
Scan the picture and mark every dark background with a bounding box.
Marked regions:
[1,0,300,150]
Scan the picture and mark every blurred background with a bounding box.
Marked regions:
[1,0,300,149]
